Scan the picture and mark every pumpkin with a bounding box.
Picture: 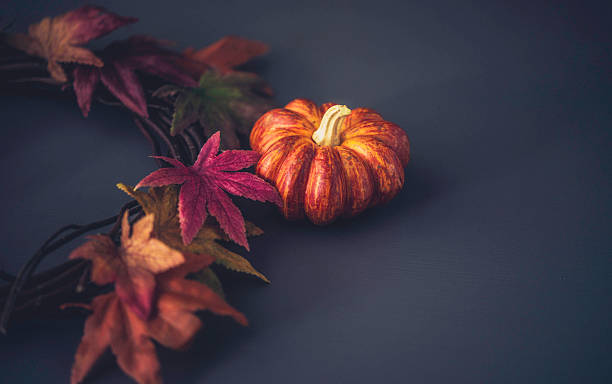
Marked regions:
[250,98,410,224]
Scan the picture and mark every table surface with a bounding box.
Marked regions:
[1,1,611,383]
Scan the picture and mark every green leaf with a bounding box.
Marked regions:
[117,183,269,283]
[190,267,225,299]
[153,70,274,149]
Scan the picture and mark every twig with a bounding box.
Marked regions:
[19,260,86,298]
[133,117,164,167]
[186,127,203,151]
[180,130,198,164]
[108,200,140,238]
[0,209,133,334]
[0,62,45,71]
[8,77,62,85]
[152,109,192,162]
[140,116,181,161]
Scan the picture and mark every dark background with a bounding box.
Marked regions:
[1,0,611,383]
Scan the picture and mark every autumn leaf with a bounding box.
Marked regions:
[134,132,280,248]
[192,267,225,299]
[2,5,136,82]
[73,36,197,117]
[70,251,246,384]
[180,35,268,76]
[153,70,274,148]
[70,212,184,319]
[117,183,270,282]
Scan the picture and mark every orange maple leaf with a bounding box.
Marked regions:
[3,6,136,82]
[70,212,184,319]
[70,214,247,384]
[180,35,268,77]
[70,254,247,384]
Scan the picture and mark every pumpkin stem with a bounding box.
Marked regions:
[312,105,352,146]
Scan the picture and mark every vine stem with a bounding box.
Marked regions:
[139,115,181,161]
[133,117,164,167]
[152,109,192,163]
[0,200,138,334]
[0,46,231,333]
[187,126,204,149]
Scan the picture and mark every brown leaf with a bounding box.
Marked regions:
[73,36,197,117]
[3,6,136,82]
[71,253,246,384]
[182,35,268,75]
[117,183,270,282]
[70,293,117,384]
[120,212,185,274]
[70,212,185,319]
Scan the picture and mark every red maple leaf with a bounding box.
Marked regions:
[73,36,197,117]
[135,131,281,248]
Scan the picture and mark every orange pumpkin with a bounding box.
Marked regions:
[250,98,410,224]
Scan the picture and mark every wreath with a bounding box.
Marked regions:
[0,6,410,384]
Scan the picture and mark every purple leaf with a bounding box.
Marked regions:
[73,65,100,117]
[136,132,281,247]
[72,36,197,117]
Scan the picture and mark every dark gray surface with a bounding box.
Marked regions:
[1,0,611,383]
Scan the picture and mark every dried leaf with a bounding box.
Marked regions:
[2,6,136,82]
[117,183,269,282]
[71,254,246,384]
[191,267,225,299]
[134,132,281,249]
[182,35,268,75]
[70,212,184,319]
[153,71,274,148]
[73,36,197,117]
[120,213,184,274]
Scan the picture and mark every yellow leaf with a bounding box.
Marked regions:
[120,212,185,274]
[117,183,269,282]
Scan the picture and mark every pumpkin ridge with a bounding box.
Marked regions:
[340,120,410,167]
[284,98,322,128]
[335,145,376,217]
[274,140,316,220]
[256,136,304,182]
[341,137,404,205]
[304,146,346,224]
